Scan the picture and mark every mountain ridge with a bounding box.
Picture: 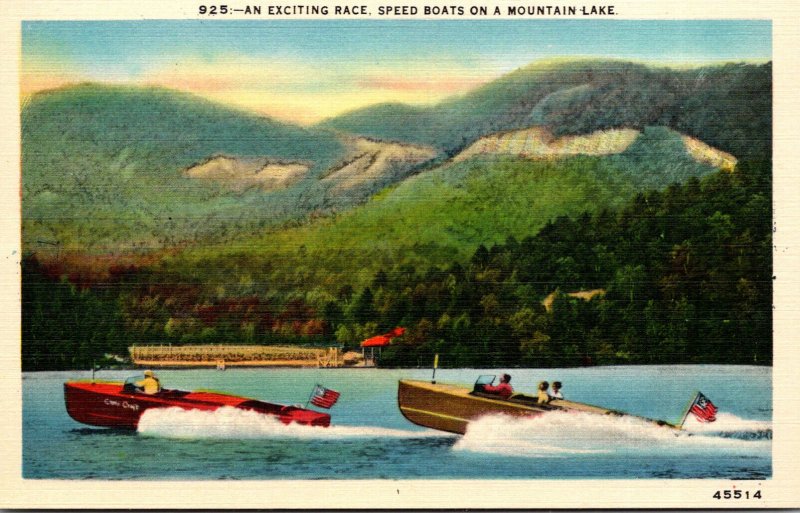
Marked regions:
[22,59,769,255]
[319,59,771,160]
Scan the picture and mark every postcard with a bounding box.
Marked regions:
[1,0,798,509]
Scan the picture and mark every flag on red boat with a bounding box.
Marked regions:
[689,392,718,422]
[310,385,340,409]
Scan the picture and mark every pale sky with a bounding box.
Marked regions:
[22,20,772,125]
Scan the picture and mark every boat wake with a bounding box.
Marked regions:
[453,410,771,457]
[137,406,447,440]
[682,412,772,440]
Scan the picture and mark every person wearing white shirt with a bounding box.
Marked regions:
[551,381,564,399]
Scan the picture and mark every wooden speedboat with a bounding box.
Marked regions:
[64,378,331,430]
[398,377,681,435]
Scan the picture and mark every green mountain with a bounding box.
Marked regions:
[319,60,771,160]
[20,61,772,370]
[24,60,769,255]
[22,84,346,252]
[165,125,727,299]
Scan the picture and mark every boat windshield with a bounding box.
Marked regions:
[124,375,144,386]
[122,375,149,393]
[474,375,496,386]
[472,375,497,393]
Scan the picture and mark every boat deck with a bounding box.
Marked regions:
[398,379,677,435]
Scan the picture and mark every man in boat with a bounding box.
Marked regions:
[481,373,513,399]
[135,370,161,395]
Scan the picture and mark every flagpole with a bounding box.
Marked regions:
[305,384,319,409]
[677,391,700,429]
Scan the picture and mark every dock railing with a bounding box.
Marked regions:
[129,344,342,368]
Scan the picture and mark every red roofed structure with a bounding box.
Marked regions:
[361,335,392,347]
[360,327,406,364]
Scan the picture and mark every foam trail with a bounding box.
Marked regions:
[682,412,772,440]
[683,412,771,433]
[137,406,448,440]
[453,411,771,457]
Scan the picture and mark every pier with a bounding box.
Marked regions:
[129,344,343,368]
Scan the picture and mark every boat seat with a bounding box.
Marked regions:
[507,394,561,410]
[507,393,537,405]
[157,389,191,399]
[469,391,561,410]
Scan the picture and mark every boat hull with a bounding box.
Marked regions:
[398,380,552,434]
[398,379,678,435]
[64,381,330,429]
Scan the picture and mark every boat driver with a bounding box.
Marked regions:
[482,373,513,398]
[135,370,161,395]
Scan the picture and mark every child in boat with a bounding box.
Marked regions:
[482,373,513,398]
[135,370,161,395]
[551,381,564,399]
[537,381,551,404]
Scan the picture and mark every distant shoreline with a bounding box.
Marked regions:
[22,362,773,373]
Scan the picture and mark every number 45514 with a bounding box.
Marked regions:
[713,490,761,499]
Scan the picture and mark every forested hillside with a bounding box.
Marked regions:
[22,84,346,251]
[375,158,772,367]
[21,59,772,370]
[161,126,727,294]
[22,157,771,370]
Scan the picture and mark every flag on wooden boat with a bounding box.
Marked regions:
[310,385,340,409]
[689,392,718,422]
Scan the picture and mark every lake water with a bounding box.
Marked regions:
[22,366,771,480]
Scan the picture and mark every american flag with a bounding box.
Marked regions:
[310,385,340,409]
[690,392,718,422]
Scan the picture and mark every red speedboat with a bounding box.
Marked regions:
[64,378,331,430]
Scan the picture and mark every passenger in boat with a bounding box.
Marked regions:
[482,373,513,398]
[551,381,564,399]
[536,381,551,404]
[135,370,161,395]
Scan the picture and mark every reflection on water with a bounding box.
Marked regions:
[68,427,137,437]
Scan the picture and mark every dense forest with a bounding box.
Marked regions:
[22,156,771,370]
[376,157,772,367]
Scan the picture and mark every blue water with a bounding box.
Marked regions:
[22,366,771,480]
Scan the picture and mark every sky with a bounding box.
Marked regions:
[21,20,771,125]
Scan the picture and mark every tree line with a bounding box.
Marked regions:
[377,158,771,367]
